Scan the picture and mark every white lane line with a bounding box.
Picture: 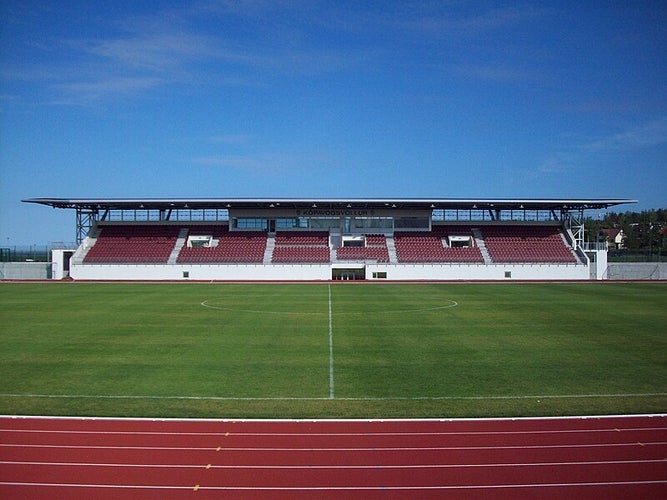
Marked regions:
[2,427,666,437]
[2,480,667,491]
[2,442,666,451]
[2,458,665,469]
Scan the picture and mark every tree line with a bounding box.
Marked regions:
[585,208,666,256]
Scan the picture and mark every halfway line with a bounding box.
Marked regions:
[328,284,334,399]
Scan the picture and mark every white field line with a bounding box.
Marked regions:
[328,283,334,399]
[1,393,666,402]
[2,414,666,425]
[200,299,458,315]
[3,427,666,437]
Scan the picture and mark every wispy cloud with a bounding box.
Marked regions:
[532,117,667,178]
[63,31,268,102]
[81,27,275,73]
[206,134,254,145]
[192,150,332,175]
[581,117,667,153]
[193,153,299,174]
[400,5,545,38]
[55,76,165,101]
[4,3,547,108]
[86,33,217,71]
[532,155,577,176]
[3,2,371,106]
[450,63,542,83]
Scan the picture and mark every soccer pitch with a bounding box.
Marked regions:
[1,282,665,418]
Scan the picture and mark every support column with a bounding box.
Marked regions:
[75,208,99,245]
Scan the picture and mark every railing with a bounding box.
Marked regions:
[581,242,607,251]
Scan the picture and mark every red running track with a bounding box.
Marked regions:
[1,415,666,499]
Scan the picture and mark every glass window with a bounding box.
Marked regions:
[310,218,341,230]
[233,218,267,230]
[394,217,430,229]
[276,218,298,229]
[352,217,392,231]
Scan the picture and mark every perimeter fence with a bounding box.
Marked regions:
[0,244,76,263]
[607,250,666,262]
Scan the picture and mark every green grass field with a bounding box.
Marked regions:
[1,282,665,419]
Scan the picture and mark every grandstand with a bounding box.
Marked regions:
[24,197,635,281]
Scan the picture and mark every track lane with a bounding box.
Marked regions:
[2,415,666,499]
[3,443,667,466]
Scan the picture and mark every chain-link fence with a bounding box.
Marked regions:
[0,244,77,263]
[607,250,666,262]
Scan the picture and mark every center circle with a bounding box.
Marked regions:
[200,298,458,315]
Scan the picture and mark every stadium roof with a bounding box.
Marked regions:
[23,197,636,212]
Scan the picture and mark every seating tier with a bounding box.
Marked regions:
[82,224,577,266]
[177,226,266,263]
[272,231,330,263]
[84,225,180,263]
[394,227,484,263]
[482,226,576,263]
[336,234,390,262]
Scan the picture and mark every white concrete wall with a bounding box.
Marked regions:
[0,262,51,279]
[606,262,667,280]
[585,249,607,280]
[366,263,589,281]
[51,249,72,279]
[71,262,589,281]
[71,263,331,281]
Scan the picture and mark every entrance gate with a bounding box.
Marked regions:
[332,267,366,280]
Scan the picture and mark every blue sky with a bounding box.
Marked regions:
[1,1,666,245]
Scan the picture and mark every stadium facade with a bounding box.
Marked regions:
[24,197,635,281]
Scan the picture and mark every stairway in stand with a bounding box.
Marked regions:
[471,228,492,264]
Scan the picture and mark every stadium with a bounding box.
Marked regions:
[24,197,635,281]
[3,196,666,497]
